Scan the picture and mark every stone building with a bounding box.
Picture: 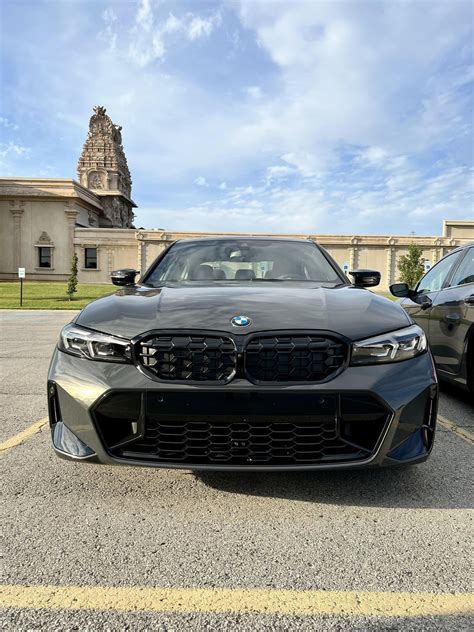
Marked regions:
[0,106,135,280]
[0,106,473,291]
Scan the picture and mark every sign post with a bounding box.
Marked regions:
[18,268,25,307]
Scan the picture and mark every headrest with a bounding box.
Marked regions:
[191,264,215,280]
[235,268,256,280]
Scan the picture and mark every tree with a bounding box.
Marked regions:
[398,243,425,288]
[66,253,79,301]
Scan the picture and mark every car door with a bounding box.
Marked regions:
[401,251,463,343]
[428,247,474,377]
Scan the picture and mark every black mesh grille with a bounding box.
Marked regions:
[94,392,390,466]
[245,335,347,382]
[136,334,237,382]
[131,418,357,464]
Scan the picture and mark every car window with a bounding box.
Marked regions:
[416,251,459,294]
[450,248,474,287]
[145,239,343,286]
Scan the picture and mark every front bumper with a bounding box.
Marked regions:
[47,348,438,470]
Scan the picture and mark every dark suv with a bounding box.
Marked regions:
[391,243,474,394]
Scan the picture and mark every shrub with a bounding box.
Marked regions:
[66,253,79,301]
[398,244,425,288]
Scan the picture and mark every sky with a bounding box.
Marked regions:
[1,0,473,235]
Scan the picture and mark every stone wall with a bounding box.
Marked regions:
[73,220,474,290]
[75,228,138,283]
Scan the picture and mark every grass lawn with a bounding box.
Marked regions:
[0,281,115,310]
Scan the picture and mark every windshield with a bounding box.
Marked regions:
[144,239,344,286]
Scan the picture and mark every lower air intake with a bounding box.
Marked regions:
[94,392,390,466]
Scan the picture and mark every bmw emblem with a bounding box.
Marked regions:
[231,315,252,327]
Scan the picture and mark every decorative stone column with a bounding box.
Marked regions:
[64,202,79,265]
[10,200,25,271]
[386,238,397,286]
[107,248,113,276]
[136,232,147,272]
[349,237,359,270]
[432,239,442,264]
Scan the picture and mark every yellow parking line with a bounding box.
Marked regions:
[437,414,474,446]
[0,585,473,616]
[0,417,48,454]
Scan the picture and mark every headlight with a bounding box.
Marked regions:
[350,324,427,365]
[58,323,132,363]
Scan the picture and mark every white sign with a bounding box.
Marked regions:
[343,263,349,273]
[18,267,26,279]
[424,261,431,272]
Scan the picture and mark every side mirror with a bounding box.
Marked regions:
[419,295,432,310]
[111,269,139,286]
[390,282,411,298]
[349,269,381,287]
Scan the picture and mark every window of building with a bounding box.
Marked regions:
[85,247,98,269]
[38,247,52,268]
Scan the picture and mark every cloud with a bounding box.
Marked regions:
[187,13,221,40]
[0,117,19,131]
[194,176,208,186]
[245,86,263,99]
[265,165,295,183]
[0,142,30,157]
[1,0,472,235]
[358,146,388,166]
[0,141,31,175]
[127,0,165,67]
[99,7,118,51]
[163,12,181,35]
[235,1,473,162]
[102,7,117,23]
[136,0,153,29]
[124,2,222,67]
[281,153,321,178]
[136,157,473,234]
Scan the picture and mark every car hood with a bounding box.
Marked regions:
[76,284,411,341]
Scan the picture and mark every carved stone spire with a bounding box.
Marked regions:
[77,106,136,228]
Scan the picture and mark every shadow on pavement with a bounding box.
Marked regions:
[12,417,471,511]
[194,452,473,510]
[193,386,473,509]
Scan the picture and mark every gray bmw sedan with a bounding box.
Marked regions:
[48,237,438,470]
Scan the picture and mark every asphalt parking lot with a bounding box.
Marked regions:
[1,310,473,630]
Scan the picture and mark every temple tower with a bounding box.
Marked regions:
[77,106,136,228]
